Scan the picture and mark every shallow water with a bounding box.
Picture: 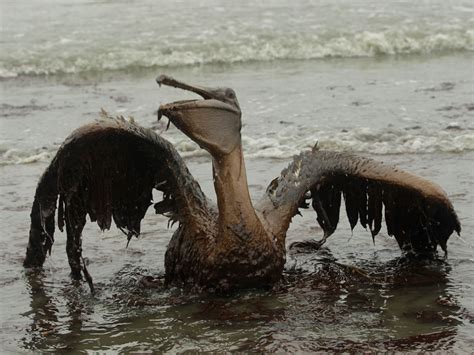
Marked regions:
[1,153,473,352]
[1,0,474,352]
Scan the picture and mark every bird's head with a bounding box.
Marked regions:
[157,75,242,156]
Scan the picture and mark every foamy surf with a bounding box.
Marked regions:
[1,29,473,78]
[241,127,474,158]
[0,147,57,166]
[2,126,472,166]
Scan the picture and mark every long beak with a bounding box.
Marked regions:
[156,75,239,122]
[156,75,216,100]
[155,75,242,155]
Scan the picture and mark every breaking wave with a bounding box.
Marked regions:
[2,126,472,166]
[243,126,474,158]
[1,29,473,78]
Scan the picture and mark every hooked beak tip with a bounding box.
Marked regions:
[156,76,163,87]
[156,74,174,87]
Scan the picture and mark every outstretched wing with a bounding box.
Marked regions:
[24,116,209,271]
[256,149,460,255]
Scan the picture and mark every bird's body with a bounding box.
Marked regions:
[25,118,285,291]
[24,76,460,292]
[165,211,285,291]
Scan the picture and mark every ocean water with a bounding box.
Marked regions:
[1,0,473,352]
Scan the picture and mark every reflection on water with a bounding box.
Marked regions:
[23,271,93,352]
[23,270,58,351]
[22,248,463,352]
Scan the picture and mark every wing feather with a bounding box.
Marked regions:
[256,149,460,256]
[24,116,208,268]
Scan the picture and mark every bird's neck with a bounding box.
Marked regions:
[212,144,260,238]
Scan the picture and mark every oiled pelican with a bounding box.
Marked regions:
[24,75,460,292]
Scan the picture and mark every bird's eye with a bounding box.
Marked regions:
[226,89,235,99]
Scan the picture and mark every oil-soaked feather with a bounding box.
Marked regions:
[327,186,341,232]
[367,185,382,240]
[343,187,359,230]
[357,180,368,229]
[24,117,210,271]
[311,183,341,237]
[312,193,333,236]
[257,149,460,257]
[58,196,65,233]
[383,190,396,238]
[24,158,59,267]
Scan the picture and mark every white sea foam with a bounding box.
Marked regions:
[241,128,474,158]
[3,127,472,166]
[1,29,472,78]
[0,148,55,165]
